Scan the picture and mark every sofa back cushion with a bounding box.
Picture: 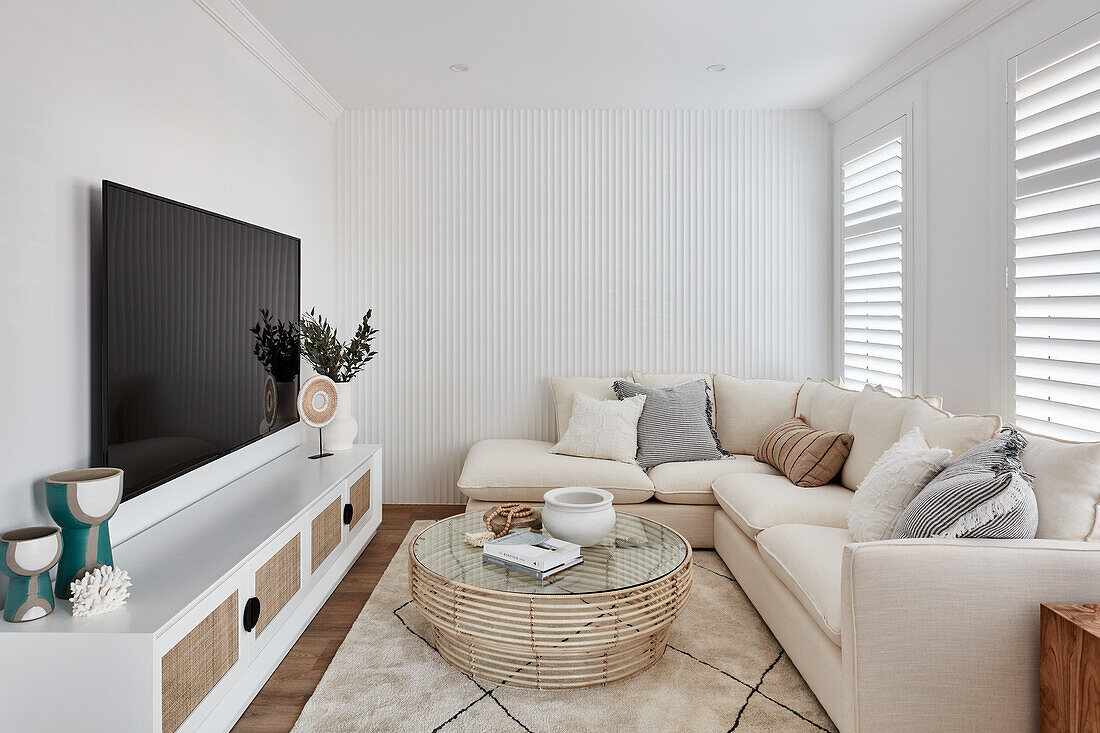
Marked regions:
[840,387,1001,491]
[631,370,716,414]
[549,377,626,440]
[712,375,801,455]
[842,388,943,489]
[1019,429,1100,541]
[794,378,832,425]
[801,380,860,434]
[920,414,1002,457]
[631,370,714,393]
[755,418,854,487]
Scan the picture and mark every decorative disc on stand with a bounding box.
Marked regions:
[263,375,278,429]
[298,375,339,459]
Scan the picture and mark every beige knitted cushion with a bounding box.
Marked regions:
[756,418,855,488]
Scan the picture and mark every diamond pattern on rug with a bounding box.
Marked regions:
[291,521,838,733]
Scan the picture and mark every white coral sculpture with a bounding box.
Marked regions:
[464,531,495,547]
[70,565,132,618]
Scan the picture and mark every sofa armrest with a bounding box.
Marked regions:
[842,538,1100,733]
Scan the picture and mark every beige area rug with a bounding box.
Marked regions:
[292,521,837,733]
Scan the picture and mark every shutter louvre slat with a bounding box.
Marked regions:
[1015,335,1100,365]
[1015,226,1100,258]
[844,328,903,347]
[1016,374,1100,410]
[842,227,902,252]
[1016,355,1100,388]
[1014,249,1100,278]
[1016,156,1100,199]
[1015,88,1100,140]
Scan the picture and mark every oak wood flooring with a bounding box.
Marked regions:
[230,504,461,733]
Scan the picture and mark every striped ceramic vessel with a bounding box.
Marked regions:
[45,468,123,599]
[0,527,61,622]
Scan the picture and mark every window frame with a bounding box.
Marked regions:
[834,105,922,396]
[1005,11,1100,438]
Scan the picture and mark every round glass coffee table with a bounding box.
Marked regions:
[409,511,692,689]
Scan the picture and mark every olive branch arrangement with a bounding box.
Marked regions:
[250,308,300,382]
[299,307,379,383]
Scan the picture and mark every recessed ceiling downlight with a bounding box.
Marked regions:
[706,64,727,72]
[449,64,470,72]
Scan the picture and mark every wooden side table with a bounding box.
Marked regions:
[1040,604,1100,732]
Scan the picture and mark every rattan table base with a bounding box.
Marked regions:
[409,532,692,689]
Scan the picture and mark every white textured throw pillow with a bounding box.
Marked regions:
[550,393,646,463]
[847,428,952,542]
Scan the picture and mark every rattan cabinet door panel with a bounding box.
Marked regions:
[254,533,302,637]
[160,591,239,733]
[310,492,343,574]
[348,469,371,532]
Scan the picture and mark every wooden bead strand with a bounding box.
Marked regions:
[483,503,540,538]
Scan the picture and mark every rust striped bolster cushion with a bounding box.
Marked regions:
[755,418,855,488]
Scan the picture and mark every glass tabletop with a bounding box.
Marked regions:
[411,512,689,595]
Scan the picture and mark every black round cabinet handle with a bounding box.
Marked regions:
[343,503,354,526]
[243,596,261,633]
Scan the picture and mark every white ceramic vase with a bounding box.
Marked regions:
[541,487,616,546]
[324,381,358,451]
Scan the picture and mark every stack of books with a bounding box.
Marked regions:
[482,531,582,579]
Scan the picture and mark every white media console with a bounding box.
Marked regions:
[0,443,381,733]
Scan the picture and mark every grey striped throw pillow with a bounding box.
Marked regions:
[613,379,724,470]
[892,427,1038,540]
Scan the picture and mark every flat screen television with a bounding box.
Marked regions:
[101,181,301,501]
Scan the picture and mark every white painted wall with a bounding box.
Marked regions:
[0,0,338,598]
[339,109,832,503]
[829,0,1098,416]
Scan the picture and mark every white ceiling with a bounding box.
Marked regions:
[241,0,975,110]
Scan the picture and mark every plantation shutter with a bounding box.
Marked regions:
[840,118,906,395]
[1012,14,1100,441]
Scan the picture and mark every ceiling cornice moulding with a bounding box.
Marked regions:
[822,0,1033,122]
[193,0,344,124]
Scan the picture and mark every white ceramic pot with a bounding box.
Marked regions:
[324,381,358,451]
[541,487,616,546]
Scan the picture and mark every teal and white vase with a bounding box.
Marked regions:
[45,468,123,599]
[0,527,61,622]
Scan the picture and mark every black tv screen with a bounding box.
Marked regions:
[102,181,300,500]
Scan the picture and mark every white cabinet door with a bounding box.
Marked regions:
[155,567,249,733]
[243,519,306,663]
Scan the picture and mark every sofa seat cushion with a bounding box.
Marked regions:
[756,524,851,646]
[712,473,853,538]
[457,439,654,504]
[647,456,780,505]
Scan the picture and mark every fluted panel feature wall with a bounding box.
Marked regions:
[338,109,831,503]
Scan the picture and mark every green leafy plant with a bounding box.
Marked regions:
[299,307,379,382]
[250,308,299,382]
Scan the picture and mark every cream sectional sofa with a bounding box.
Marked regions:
[457,373,1100,732]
